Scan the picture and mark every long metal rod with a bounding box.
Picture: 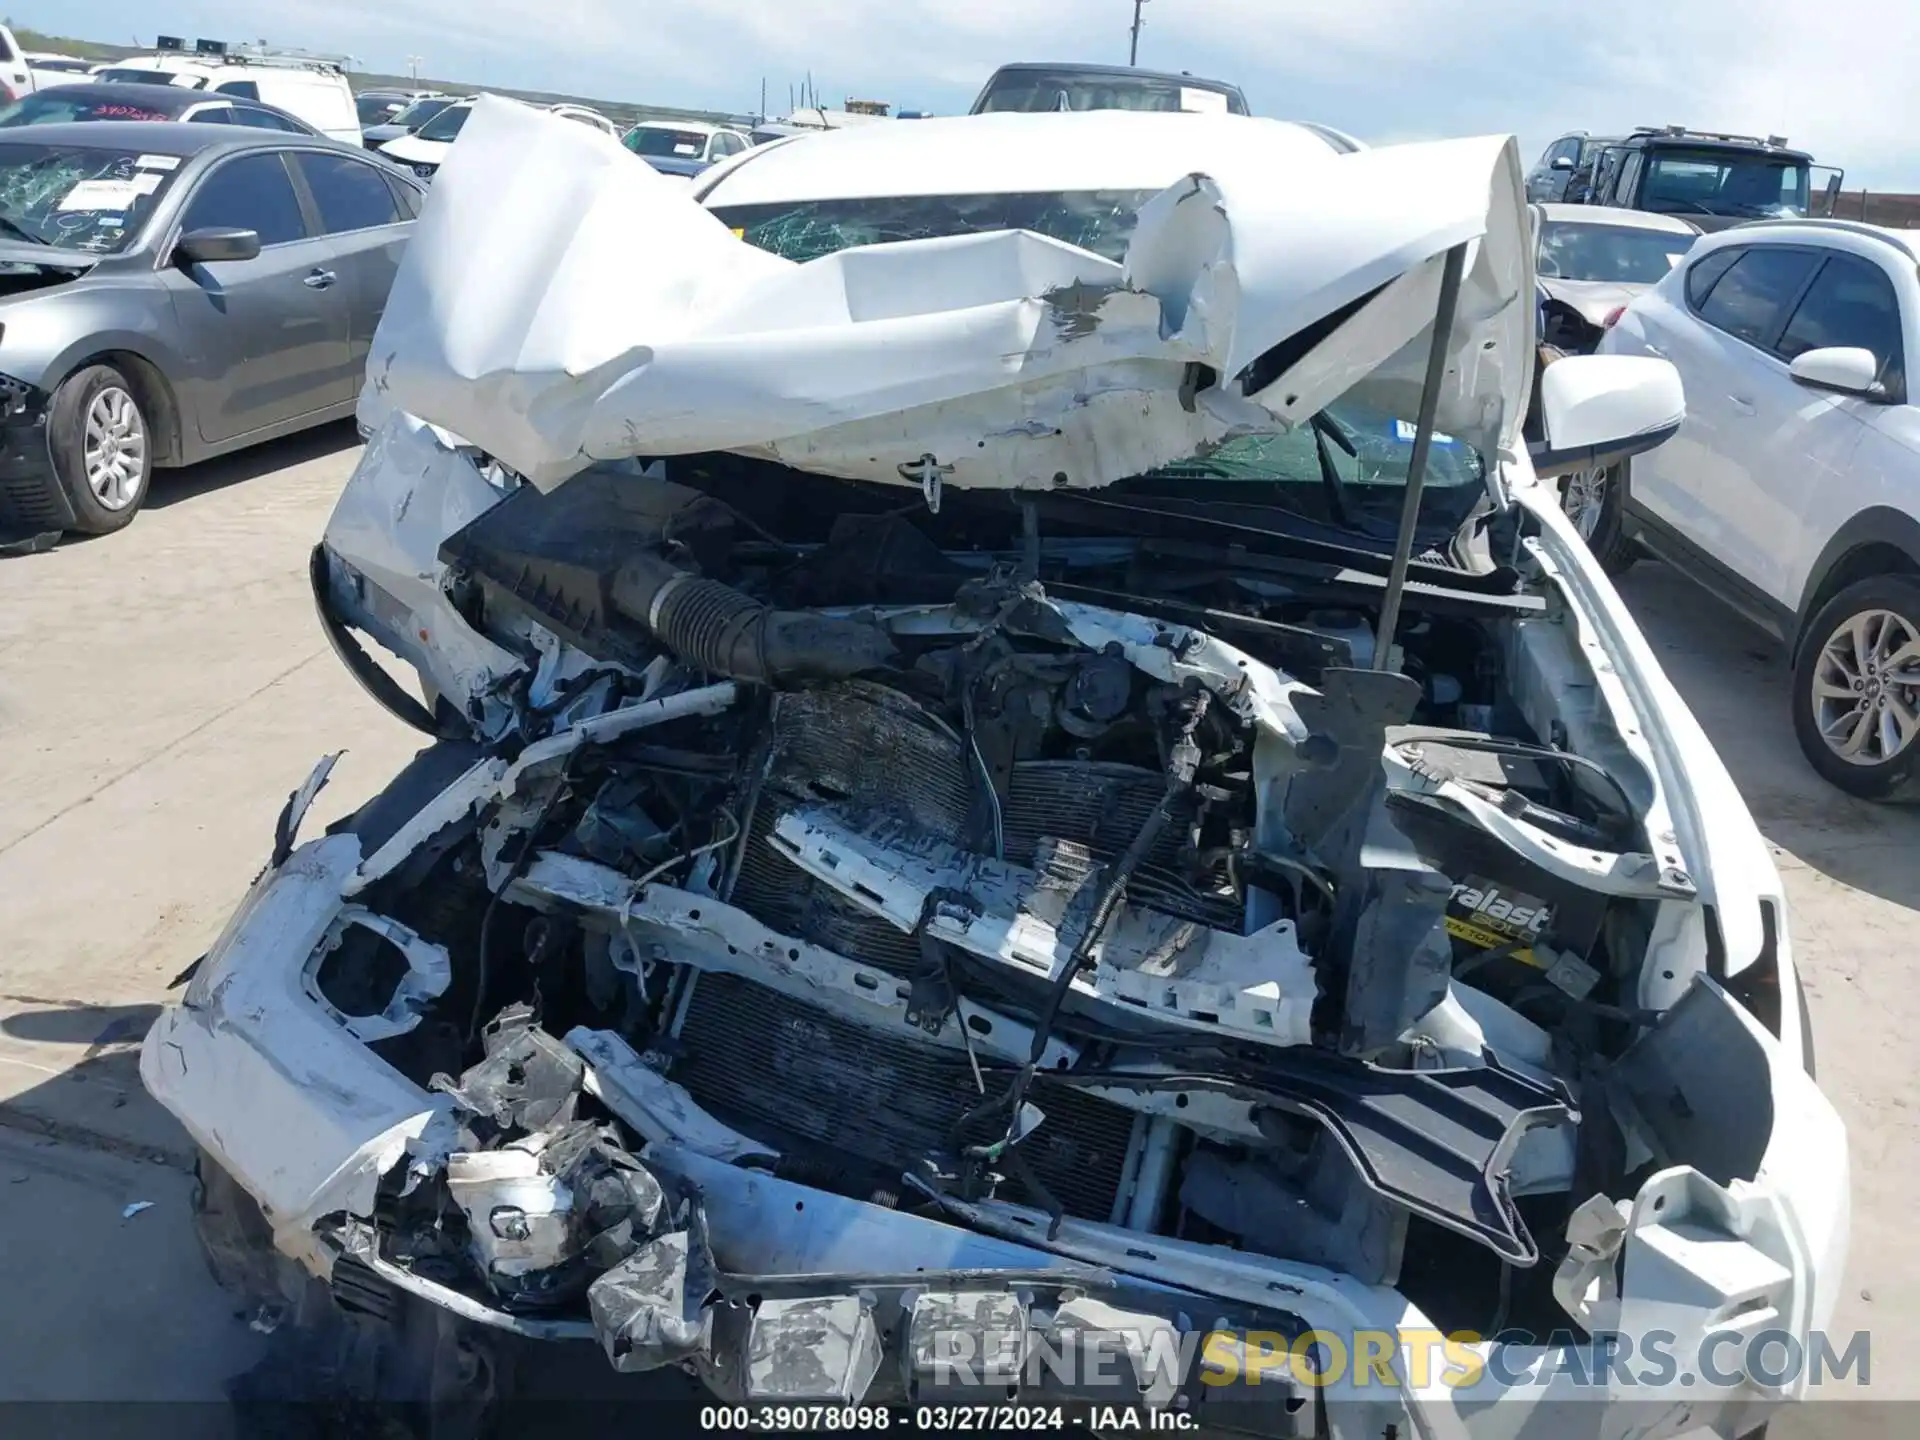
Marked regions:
[1373,241,1469,671]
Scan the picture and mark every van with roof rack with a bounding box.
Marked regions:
[1546,125,1845,232]
[93,36,360,144]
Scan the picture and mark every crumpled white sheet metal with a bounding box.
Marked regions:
[363,97,1528,493]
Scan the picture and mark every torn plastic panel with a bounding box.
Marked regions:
[306,907,451,1044]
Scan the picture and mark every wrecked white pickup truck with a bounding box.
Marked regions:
[144,101,1847,1437]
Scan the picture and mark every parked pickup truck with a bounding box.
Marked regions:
[1533,125,1844,232]
[1,26,45,99]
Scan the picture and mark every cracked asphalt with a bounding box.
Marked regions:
[0,429,1910,1434]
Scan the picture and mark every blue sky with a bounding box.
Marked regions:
[21,0,1918,189]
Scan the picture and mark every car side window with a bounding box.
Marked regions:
[1777,252,1907,392]
[1692,247,1819,347]
[1685,248,1742,307]
[294,152,402,234]
[231,105,303,132]
[1616,152,1643,202]
[185,104,233,124]
[180,152,308,246]
[215,79,261,100]
[383,172,423,219]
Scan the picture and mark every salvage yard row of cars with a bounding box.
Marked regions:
[82,94,1848,1440]
[0,36,1887,1429]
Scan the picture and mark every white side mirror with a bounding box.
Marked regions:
[1530,354,1685,478]
[1789,346,1882,399]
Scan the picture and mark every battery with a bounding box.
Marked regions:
[1388,795,1609,999]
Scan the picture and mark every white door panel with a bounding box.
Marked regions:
[1619,293,1749,551]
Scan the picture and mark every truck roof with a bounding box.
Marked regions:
[1625,126,1812,162]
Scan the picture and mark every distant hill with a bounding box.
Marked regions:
[10,26,750,130]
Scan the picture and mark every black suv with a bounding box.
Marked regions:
[1579,127,1841,231]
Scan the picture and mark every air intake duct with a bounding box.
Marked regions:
[611,552,896,685]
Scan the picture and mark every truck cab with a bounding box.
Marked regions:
[1581,126,1843,231]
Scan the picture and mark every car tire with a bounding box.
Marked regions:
[1792,573,1920,800]
[48,363,153,534]
[1557,461,1636,574]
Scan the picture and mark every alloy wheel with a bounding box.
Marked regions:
[1811,608,1920,766]
[1561,466,1608,542]
[82,386,147,511]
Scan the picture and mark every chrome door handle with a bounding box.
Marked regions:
[303,269,337,289]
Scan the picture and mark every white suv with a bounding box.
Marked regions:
[1596,220,1920,798]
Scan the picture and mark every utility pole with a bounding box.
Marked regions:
[1129,0,1149,65]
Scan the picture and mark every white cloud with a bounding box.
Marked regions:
[45,0,1918,187]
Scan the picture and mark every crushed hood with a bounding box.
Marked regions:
[362,97,1532,493]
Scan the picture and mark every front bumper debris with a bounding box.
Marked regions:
[143,777,1846,1436]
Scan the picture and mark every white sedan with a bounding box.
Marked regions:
[147,102,1847,1438]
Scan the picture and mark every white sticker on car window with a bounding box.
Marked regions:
[58,179,144,211]
[1179,87,1229,114]
[673,143,698,155]
[129,172,164,195]
[135,153,181,171]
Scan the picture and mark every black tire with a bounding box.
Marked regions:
[47,363,154,534]
[1556,461,1636,575]
[1792,573,1920,800]
[191,1146,295,1317]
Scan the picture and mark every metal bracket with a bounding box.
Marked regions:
[900,453,954,514]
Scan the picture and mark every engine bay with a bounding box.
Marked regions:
[290,446,1714,1370]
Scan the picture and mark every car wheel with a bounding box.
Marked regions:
[1557,461,1635,574]
[49,364,153,534]
[1792,574,1920,800]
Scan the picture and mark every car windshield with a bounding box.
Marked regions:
[974,69,1241,115]
[1537,220,1692,284]
[98,67,203,89]
[356,94,407,126]
[1642,148,1811,217]
[415,105,473,142]
[709,188,1487,539]
[0,141,184,252]
[625,126,710,158]
[0,92,174,127]
[390,97,452,128]
[33,60,93,74]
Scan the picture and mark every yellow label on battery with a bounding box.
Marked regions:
[1445,916,1546,968]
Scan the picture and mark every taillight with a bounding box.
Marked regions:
[1602,305,1628,329]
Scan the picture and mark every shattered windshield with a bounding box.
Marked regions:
[709,188,1489,540]
[0,142,183,251]
[1538,220,1694,284]
[711,189,1158,264]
